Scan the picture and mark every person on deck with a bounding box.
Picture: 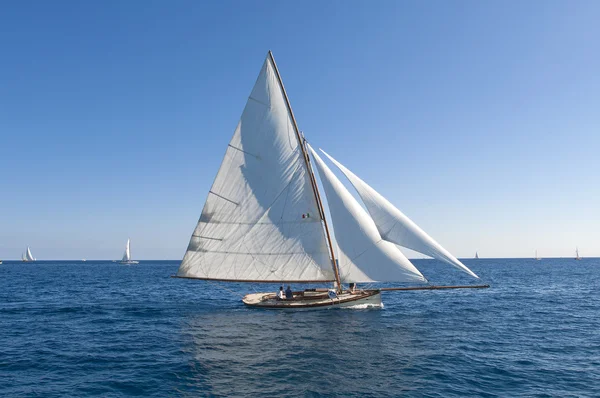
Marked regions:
[285,285,293,299]
[277,286,285,300]
[348,283,356,293]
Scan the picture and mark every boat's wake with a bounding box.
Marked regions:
[343,303,384,310]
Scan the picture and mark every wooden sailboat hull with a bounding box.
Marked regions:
[242,289,382,310]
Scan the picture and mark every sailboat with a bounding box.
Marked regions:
[119,239,139,264]
[535,250,541,260]
[475,251,479,259]
[174,52,488,309]
[575,247,582,260]
[22,247,36,262]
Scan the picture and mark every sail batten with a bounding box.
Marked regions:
[177,54,333,282]
[320,149,479,279]
[308,145,425,283]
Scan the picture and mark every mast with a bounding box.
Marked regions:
[267,51,342,292]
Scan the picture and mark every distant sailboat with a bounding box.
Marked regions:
[22,247,36,262]
[174,51,488,310]
[575,247,582,260]
[475,251,479,259]
[120,239,139,264]
[535,250,541,260]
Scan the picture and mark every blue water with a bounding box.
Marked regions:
[1,258,599,397]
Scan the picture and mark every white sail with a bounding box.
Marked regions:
[320,150,479,279]
[122,239,131,262]
[177,54,333,282]
[25,247,35,262]
[308,145,425,283]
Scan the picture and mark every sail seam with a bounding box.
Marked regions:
[228,144,260,159]
[208,191,239,205]
[248,95,269,107]
[232,160,303,246]
[339,240,379,268]
[192,235,223,241]
[173,275,335,283]
[195,220,321,226]
[190,250,328,255]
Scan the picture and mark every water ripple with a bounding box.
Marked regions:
[1,259,599,396]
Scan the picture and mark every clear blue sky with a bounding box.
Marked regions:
[1,1,598,260]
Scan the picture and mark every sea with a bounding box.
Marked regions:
[1,258,599,397]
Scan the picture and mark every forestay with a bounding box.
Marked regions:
[320,150,479,279]
[177,55,333,282]
[308,145,425,283]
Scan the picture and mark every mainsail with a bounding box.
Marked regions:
[320,150,479,279]
[308,145,425,283]
[122,239,131,262]
[177,54,333,282]
[25,247,35,262]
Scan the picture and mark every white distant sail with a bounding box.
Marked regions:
[177,55,333,282]
[23,247,35,262]
[120,238,139,264]
[122,239,131,262]
[309,145,425,283]
[319,150,479,279]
